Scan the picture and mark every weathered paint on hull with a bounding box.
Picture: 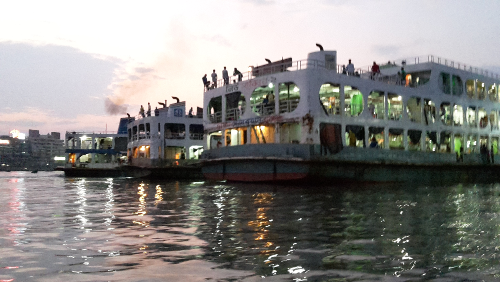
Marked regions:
[202,159,309,182]
[203,158,500,185]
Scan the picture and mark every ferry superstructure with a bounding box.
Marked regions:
[62,118,129,177]
[126,100,204,179]
[201,46,500,184]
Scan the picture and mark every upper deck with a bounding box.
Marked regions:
[204,50,500,131]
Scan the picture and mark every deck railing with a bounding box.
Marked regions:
[204,55,499,94]
[359,55,500,80]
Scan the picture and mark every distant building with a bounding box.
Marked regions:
[27,131,65,161]
[0,130,65,171]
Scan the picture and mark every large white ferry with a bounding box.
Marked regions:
[201,45,500,184]
[125,99,204,179]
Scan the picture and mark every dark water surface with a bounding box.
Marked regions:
[1,171,500,281]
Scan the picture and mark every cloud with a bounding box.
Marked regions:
[202,35,232,47]
[242,0,275,5]
[372,44,403,58]
[0,42,119,117]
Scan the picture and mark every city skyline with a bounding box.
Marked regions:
[1,0,499,135]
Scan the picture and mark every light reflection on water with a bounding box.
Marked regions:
[0,172,500,281]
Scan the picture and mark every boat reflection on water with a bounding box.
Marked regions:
[1,172,500,281]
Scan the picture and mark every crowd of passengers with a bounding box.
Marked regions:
[134,102,195,119]
[202,67,243,91]
[341,59,407,84]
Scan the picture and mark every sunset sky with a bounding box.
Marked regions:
[1,0,499,136]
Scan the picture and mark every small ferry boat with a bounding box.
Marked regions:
[201,45,500,184]
[125,99,205,179]
[62,118,129,177]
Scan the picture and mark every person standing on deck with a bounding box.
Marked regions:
[202,74,210,90]
[211,69,218,88]
[346,59,355,76]
[233,68,243,82]
[139,105,145,118]
[371,61,380,80]
[222,66,229,85]
[147,102,151,117]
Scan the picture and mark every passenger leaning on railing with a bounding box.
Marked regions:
[202,74,210,90]
[233,68,242,81]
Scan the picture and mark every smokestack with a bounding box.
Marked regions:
[316,43,323,51]
[172,96,179,103]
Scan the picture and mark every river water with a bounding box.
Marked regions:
[1,171,500,281]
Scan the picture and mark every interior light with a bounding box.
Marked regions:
[268,83,274,88]
[293,86,299,92]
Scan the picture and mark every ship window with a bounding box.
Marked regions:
[368,91,385,119]
[466,134,478,154]
[466,106,477,128]
[226,92,245,121]
[408,130,421,151]
[208,96,222,123]
[488,84,497,102]
[146,123,150,138]
[388,93,403,121]
[492,137,499,155]
[225,127,247,146]
[189,146,203,160]
[388,128,404,150]
[133,147,138,158]
[439,131,451,153]
[189,124,204,140]
[280,123,301,144]
[454,134,464,160]
[478,108,488,128]
[452,75,463,95]
[344,86,363,117]
[158,123,161,135]
[466,79,475,99]
[319,83,341,116]
[477,80,486,100]
[251,125,275,144]
[406,97,422,123]
[132,126,138,140]
[279,82,300,114]
[128,128,132,140]
[251,85,275,116]
[369,127,384,149]
[408,70,431,87]
[164,146,184,159]
[439,73,451,94]
[426,131,438,152]
[208,131,222,149]
[440,103,452,126]
[424,99,436,125]
[491,111,499,130]
[138,145,150,158]
[345,125,365,147]
[164,123,185,139]
[453,104,463,126]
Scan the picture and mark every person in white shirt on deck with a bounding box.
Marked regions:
[346,59,355,76]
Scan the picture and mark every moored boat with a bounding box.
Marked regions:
[201,45,500,184]
[126,99,205,179]
[62,118,129,177]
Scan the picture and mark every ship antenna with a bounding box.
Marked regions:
[316,43,323,51]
